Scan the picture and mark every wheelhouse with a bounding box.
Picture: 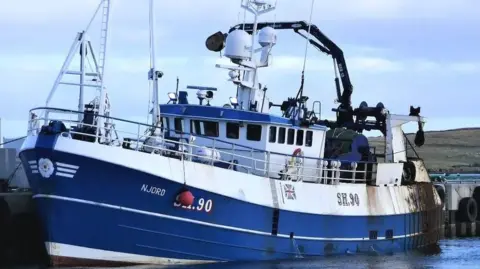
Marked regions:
[159,102,327,180]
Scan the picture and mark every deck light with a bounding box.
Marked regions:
[229,97,238,108]
[168,92,177,104]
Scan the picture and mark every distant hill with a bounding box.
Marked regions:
[368,127,480,173]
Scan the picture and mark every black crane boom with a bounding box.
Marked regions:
[227,21,354,126]
[205,20,423,136]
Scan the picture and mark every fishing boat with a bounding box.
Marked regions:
[19,0,443,266]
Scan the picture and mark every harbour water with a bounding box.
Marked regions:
[135,238,479,269]
[12,238,475,269]
[430,173,480,181]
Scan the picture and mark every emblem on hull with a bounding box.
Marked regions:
[38,158,55,178]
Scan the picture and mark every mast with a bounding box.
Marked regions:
[149,0,162,129]
[95,0,112,141]
[43,0,112,137]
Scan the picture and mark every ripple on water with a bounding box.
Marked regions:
[16,238,480,269]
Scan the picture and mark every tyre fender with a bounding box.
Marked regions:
[457,197,478,223]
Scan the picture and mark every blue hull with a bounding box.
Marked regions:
[19,135,443,266]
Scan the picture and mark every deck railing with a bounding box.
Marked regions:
[27,107,378,185]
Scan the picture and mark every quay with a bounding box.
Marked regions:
[433,177,480,238]
[1,143,47,265]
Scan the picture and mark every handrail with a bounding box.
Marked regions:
[30,106,376,165]
[27,107,379,185]
[31,107,266,153]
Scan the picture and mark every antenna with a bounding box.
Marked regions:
[176,76,179,98]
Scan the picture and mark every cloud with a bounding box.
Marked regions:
[271,56,480,74]
[0,0,99,25]
[215,54,480,75]
[0,53,192,74]
[3,51,479,78]
[1,0,479,138]
[2,0,478,28]
[449,63,480,74]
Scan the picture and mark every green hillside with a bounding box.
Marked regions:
[368,128,480,173]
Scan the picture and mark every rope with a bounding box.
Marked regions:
[272,0,278,28]
[301,0,315,73]
[242,0,247,30]
[0,136,27,147]
[5,163,22,186]
[0,136,27,187]
[147,80,152,125]
[295,0,315,100]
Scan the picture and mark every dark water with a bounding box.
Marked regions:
[430,173,480,181]
[14,238,478,269]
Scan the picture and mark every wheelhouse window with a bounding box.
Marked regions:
[191,120,201,135]
[160,117,169,133]
[296,129,304,146]
[306,130,313,147]
[269,126,277,143]
[287,128,295,145]
[247,124,262,141]
[226,122,240,139]
[278,127,286,144]
[190,120,219,137]
[203,121,219,137]
[174,118,183,134]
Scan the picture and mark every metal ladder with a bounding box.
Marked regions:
[97,0,110,88]
[44,0,112,116]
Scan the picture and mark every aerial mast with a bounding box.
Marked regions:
[43,0,111,134]
[148,0,163,130]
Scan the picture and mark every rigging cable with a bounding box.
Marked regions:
[0,136,27,147]
[298,0,316,99]
[242,0,247,30]
[291,0,315,120]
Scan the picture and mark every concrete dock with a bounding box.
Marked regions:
[1,146,47,265]
[433,178,480,238]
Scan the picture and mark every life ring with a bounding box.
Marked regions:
[289,148,304,167]
[457,197,478,223]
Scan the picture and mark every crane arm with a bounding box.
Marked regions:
[227,21,353,115]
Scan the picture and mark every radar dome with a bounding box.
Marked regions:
[224,29,251,61]
[258,26,277,47]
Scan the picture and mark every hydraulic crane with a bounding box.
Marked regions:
[206,20,423,138]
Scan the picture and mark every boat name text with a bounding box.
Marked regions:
[141,184,166,196]
[174,198,213,213]
[337,192,360,206]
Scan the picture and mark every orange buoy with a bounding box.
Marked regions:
[177,190,194,207]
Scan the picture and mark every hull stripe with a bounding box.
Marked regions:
[56,162,79,169]
[55,172,74,178]
[34,194,425,241]
[45,242,217,265]
[57,167,77,173]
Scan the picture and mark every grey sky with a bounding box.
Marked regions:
[1,0,479,138]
